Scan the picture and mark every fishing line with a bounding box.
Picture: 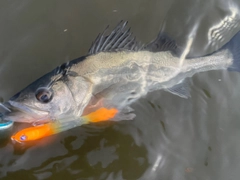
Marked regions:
[0,103,11,112]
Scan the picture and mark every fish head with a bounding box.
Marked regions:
[2,64,93,124]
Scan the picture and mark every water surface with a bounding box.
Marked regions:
[1,0,240,179]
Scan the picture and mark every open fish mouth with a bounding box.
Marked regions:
[0,101,50,124]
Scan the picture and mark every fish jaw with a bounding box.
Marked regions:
[2,101,50,123]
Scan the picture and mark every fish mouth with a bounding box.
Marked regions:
[0,101,50,124]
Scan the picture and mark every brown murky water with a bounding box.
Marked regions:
[1,0,240,179]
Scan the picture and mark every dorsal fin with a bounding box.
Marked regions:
[144,33,183,56]
[88,21,142,55]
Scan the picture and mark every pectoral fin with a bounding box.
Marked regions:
[111,106,136,121]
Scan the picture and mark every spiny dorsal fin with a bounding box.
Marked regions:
[88,21,142,55]
[144,33,183,56]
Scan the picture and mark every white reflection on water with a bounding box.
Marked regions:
[151,155,163,172]
[208,1,240,47]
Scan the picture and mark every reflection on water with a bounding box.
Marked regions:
[1,0,240,179]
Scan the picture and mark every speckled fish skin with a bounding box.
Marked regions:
[0,21,238,124]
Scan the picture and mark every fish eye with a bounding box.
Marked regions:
[35,88,53,103]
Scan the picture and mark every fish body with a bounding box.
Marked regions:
[0,21,239,126]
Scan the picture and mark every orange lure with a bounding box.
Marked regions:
[85,107,118,122]
[11,107,118,143]
[11,123,56,143]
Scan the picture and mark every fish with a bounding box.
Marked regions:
[11,107,118,143]
[1,21,240,127]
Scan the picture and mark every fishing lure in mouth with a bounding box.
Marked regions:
[11,107,118,143]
